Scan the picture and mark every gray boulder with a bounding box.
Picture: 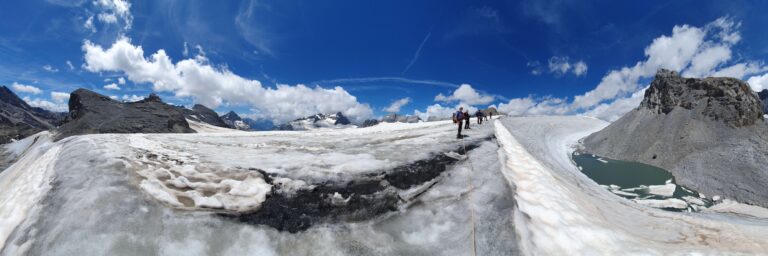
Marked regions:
[583,69,768,207]
[56,89,194,140]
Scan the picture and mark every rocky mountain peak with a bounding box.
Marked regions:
[0,86,32,110]
[221,111,242,121]
[639,69,763,127]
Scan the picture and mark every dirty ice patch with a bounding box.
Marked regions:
[128,135,272,212]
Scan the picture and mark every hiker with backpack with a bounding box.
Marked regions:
[453,107,464,139]
[475,110,483,125]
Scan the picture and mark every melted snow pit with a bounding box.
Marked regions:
[126,132,491,232]
[573,152,712,211]
[129,135,272,212]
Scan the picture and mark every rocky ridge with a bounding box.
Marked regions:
[583,69,768,207]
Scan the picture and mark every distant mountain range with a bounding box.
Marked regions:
[0,86,65,143]
[274,112,354,131]
[1,86,507,142]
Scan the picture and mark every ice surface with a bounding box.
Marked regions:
[0,118,515,255]
[495,116,768,254]
[647,184,676,197]
[633,199,688,209]
[0,132,58,254]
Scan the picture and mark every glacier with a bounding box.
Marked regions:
[0,116,767,255]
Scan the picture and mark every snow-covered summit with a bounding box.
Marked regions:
[276,112,355,131]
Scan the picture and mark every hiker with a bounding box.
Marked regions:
[488,111,493,120]
[453,107,464,139]
[463,111,471,129]
[475,110,483,124]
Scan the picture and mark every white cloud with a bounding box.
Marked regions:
[414,103,478,121]
[84,15,95,32]
[66,60,75,70]
[121,94,143,102]
[434,84,495,105]
[103,83,121,90]
[93,0,132,30]
[182,42,189,57]
[82,37,373,123]
[747,73,768,92]
[497,96,570,116]
[118,77,126,85]
[51,91,70,103]
[573,61,588,76]
[42,65,59,73]
[383,97,411,113]
[547,56,587,77]
[97,13,117,23]
[23,97,68,112]
[492,17,764,122]
[11,82,42,94]
[582,87,647,122]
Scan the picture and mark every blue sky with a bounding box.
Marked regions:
[1,0,768,123]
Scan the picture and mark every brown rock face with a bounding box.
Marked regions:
[640,69,763,127]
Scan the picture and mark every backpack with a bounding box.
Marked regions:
[452,111,462,123]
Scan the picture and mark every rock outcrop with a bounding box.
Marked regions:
[381,113,421,123]
[176,104,229,128]
[482,107,499,117]
[360,119,379,128]
[56,89,194,140]
[759,89,768,114]
[583,69,768,207]
[0,86,64,143]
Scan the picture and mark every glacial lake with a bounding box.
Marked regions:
[572,152,712,211]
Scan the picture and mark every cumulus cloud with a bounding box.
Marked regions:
[82,37,373,123]
[434,84,495,105]
[51,91,70,103]
[383,97,411,113]
[493,17,766,122]
[546,56,588,77]
[42,65,59,73]
[582,87,647,121]
[118,77,126,85]
[413,103,478,121]
[103,83,120,90]
[121,94,143,102]
[66,60,75,70]
[23,97,68,112]
[11,82,42,94]
[747,73,768,92]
